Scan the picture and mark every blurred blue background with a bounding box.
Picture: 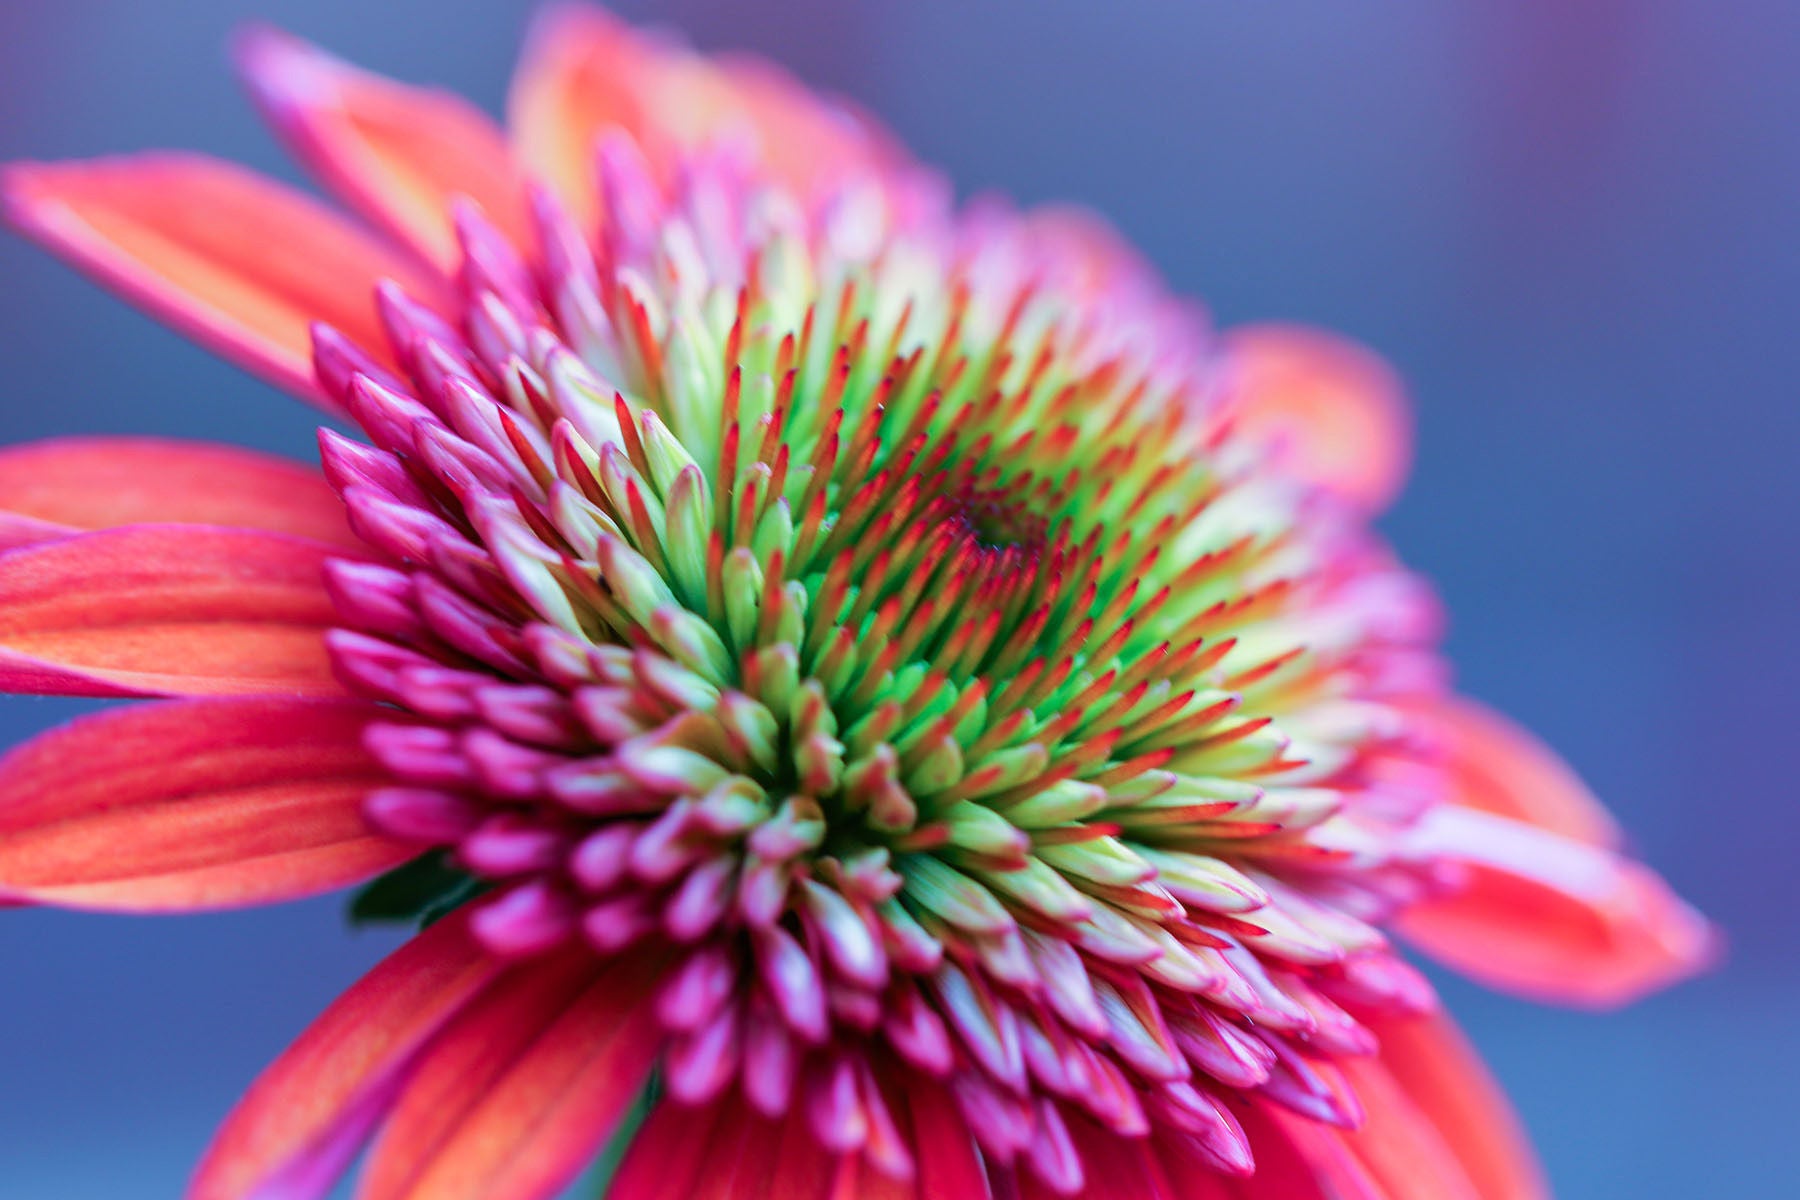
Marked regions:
[0,1,1793,1196]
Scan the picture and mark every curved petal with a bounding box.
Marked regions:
[1223,1102,1384,1200]
[0,524,344,696]
[1422,694,1621,847]
[1331,1057,1483,1200]
[235,25,530,274]
[506,4,694,225]
[507,5,900,227]
[0,695,409,910]
[358,949,664,1200]
[900,1074,988,1200]
[0,436,363,552]
[1219,323,1412,513]
[190,911,504,1200]
[604,1091,730,1200]
[1399,805,1718,1007]
[1359,1008,1549,1200]
[1,153,446,408]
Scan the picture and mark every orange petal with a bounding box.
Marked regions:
[0,523,344,696]
[1,153,446,408]
[1219,323,1412,512]
[1420,694,1621,847]
[359,949,664,1200]
[190,911,503,1200]
[507,6,899,227]
[1359,1008,1549,1200]
[0,695,409,911]
[0,436,363,552]
[1399,806,1718,1007]
[235,26,531,274]
[506,5,667,229]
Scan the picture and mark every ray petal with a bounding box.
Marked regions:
[0,695,409,910]
[1400,805,1718,1007]
[357,949,665,1200]
[0,436,363,552]
[1220,323,1412,512]
[235,25,531,273]
[1,153,446,408]
[189,912,504,1200]
[1358,1008,1550,1200]
[0,524,345,696]
[1424,694,1622,846]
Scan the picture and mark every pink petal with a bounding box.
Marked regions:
[0,436,363,552]
[360,948,664,1200]
[1421,694,1622,847]
[1400,805,1719,1008]
[1219,323,1412,512]
[0,695,410,911]
[507,5,901,227]
[1359,1008,1550,1200]
[234,26,531,274]
[189,912,503,1200]
[1,153,447,408]
[0,524,344,696]
[1330,1054,1485,1200]
[604,1093,731,1200]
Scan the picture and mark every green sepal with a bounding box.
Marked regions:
[348,851,487,929]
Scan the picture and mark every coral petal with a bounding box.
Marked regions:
[0,436,362,552]
[0,696,409,911]
[507,5,899,227]
[1220,323,1411,512]
[1400,806,1718,1007]
[604,1093,729,1200]
[1,153,445,407]
[0,524,344,696]
[235,26,530,273]
[507,5,663,227]
[1360,1008,1549,1200]
[1424,695,1622,847]
[360,950,665,1200]
[1332,1057,1484,1200]
[189,912,503,1200]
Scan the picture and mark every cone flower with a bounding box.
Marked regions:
[0,7,1714,1199]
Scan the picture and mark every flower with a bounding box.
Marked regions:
[0,6,1714,1199]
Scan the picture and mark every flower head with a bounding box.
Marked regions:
[0,7,1714,1199]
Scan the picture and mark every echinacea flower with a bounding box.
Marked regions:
[0,7,1714,1199]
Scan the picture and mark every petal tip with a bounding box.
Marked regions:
[1221,321,1414,512]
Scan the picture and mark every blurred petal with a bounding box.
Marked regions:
[1,153,445,408]
[506,4,680,226]
[1220,323,1412,512]
[604,1091,729,1200]
[1332,1058,1483,1200]
[507,5,898,226]
[0,436,362,552]
[1423,694,1621,846]
[190,912,503,1200]
[0,696,409,910]
[359,949,664,1200]
[0,524,343,696]
[1360,1008,1549,1200]
[1226,1102,1385,1200]
[235,25,530,274]
[901,1075,988,1199]
[1400,805,1718,1007]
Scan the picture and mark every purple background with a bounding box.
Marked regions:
[1,1,1794,1196]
